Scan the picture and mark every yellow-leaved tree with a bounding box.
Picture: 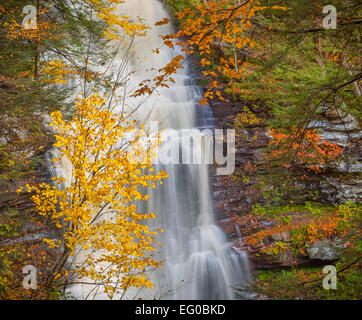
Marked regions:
[19,93,167,299]
[14,0,180,299]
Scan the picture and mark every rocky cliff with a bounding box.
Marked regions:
[208,98,361,270]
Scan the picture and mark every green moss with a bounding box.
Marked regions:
[251,264,361,300]
[251,200,340,219]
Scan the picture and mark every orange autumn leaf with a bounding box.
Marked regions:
[155,18,169,26]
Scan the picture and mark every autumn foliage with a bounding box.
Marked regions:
[18,94,167,298]
[165,0,266,104]
[8,0,172,298]
[267,128,343,174]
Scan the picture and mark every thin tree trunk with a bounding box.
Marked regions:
[34,0,42,79]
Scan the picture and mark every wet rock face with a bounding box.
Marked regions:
[208,98,268,222]
[248,250,311,269]
[207,97,360,269]
[225,213,343,269]
[310,107,362,204]
[317,175,362,204]
[0,115,29,147]
[306,240,338,261]
[271,230,291,242]
[247,238,340,269]
[318,107,361,146]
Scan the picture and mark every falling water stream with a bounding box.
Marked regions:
[52,0,251,300]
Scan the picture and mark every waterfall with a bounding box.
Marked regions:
[59,0,251,300]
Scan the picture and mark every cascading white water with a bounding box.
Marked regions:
[117,0,251,300]
[59,0,252,300]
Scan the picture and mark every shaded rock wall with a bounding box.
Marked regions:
[310,107,361,204]
[207,98,361,269]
